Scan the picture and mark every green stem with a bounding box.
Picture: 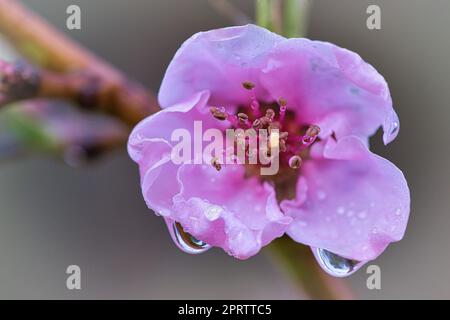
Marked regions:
[255,0,310,38]
[255,0,349,299]
[255,0,272,30]
[283,0,302,38]
[267,237,354,299]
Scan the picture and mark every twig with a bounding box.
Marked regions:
[0,59,147,124]
[0,0,159,125]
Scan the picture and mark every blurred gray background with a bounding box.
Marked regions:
[0,0,449,299]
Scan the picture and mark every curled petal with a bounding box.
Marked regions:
[128,91,211,215]
[128,91,291,259]
[159,24,284,109]
[260,38,398,144]
[282,136,410,261]
[173,164,291,259]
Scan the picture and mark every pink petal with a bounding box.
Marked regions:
[282,136,410,261]
[158,24,284,109]
[260,38,399,144]
[128,91,211,215]
[128,91,291,259]
[173,164,291,259]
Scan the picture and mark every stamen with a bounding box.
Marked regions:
[211,157,222,171]
[210,106,228,121]
[265,109,275,121]
[237,112,250,127]
[259,116,270,127]
[252,119,262,129]
[268,121,280,134]
[242,81,255,90]
[306,125,321,137]
[280,131,289,140]
[227,114,238,126]
[242,81,260,116]
[288,155,302,169]
[279,139,287,152]
[250,97,260,115]
[278,97,287,122]
[279,131,288,153]
[302,124,321,145]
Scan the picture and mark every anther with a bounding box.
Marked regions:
[288,155,302,169]
[211,157,222,171]
[252,119,262,129]
[237,112,250,126]
[242,81,255,90]
[278,97,287,122]
[259,116,270,127]
[306,124,320,137]
[210,106,228,121]
[279,139,287,152]
[242,81,260,116]
[303,124,321,144]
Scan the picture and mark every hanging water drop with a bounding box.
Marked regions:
[312,247,365,277]
[383,112,400,144]
[389,121,399,137]
[165,219,211,254]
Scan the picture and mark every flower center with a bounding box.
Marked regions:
[209,81,320,197]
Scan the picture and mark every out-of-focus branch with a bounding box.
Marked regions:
[1,100,129,165]
[0,0,159,125]
[0,59,150,126]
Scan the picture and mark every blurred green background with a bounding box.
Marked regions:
[0,0,449,299]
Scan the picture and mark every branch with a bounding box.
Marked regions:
[0,59,150,125]
[0,0,159,125]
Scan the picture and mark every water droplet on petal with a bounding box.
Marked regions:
[165,219,211,254]
[391,121,399,134]
[205,205,222,221]
[317,190,327,200]
[357,211,367,219]
[383,112,400,144]
[312,247,366,277]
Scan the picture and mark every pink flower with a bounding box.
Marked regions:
[128,25,410,264]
